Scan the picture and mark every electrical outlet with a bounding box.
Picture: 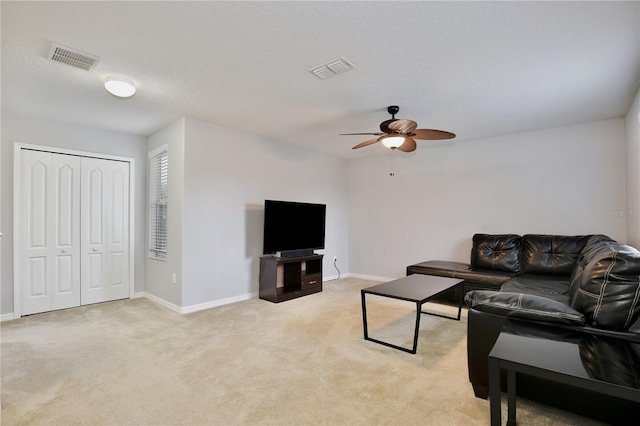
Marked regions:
[172,273,177,284]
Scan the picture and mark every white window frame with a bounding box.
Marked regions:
[148,145,168,261]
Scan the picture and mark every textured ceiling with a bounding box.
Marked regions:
[2,1,639,159]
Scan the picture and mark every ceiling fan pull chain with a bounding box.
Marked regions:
[390,148,396,177]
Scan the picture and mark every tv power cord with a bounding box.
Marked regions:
[326,257,341,282]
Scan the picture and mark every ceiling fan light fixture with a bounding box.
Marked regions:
[343,105,455,152]
[104,76,136,98]
[381,135,406,149]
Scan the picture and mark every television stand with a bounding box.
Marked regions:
[259,254,323,302]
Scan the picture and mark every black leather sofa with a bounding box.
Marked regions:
[407,233,640,423]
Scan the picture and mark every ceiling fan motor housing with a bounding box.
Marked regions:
[380,106,400,132]
[380,119,398,133]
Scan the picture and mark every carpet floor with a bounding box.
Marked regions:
[1,277,603,425]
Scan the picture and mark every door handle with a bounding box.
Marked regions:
[61,249,67,253]
[92,248,98,252]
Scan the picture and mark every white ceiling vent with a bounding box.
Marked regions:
[309,57,355,80]
[47,43,100,71]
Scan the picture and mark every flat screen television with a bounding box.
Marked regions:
[263,200,326,257]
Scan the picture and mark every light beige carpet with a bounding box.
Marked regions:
[1,277,603,425]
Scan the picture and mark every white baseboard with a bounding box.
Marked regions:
[180,292,257,314]
[142,292,182,314]
[1,313,16,322]
[141,291,258,315]
[2,276,392,321]
[2,290,260,320]
[344,273,394,282]
[323,274,340,281]
[0,293,167,321]
[323,273,392,282]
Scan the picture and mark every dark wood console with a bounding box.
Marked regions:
[259,254,323,302]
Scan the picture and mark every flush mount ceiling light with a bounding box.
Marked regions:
[104,76,136,98]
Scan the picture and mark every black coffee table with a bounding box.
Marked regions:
[360,274,464,354]
[488,328,640,425]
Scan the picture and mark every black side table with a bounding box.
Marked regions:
[488,327,640,425]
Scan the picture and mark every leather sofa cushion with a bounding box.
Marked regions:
[570,240,640,330]
[465,290,585,325]
[471,234,521,273]
[500,275,570,304]
[521,234,589,276]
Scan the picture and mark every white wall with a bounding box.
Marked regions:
[0,111,147,315]
[348,119,627,279]
[3,110,630,314]
[180,117,349,308]
[145,117,185,306]
[626,86,640,248]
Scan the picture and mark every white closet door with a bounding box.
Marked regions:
[52,154,82,309]
[81,158,130,304]
[21,151,81,315]
[104,159,130,301]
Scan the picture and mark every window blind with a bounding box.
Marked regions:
[149,147,168,260]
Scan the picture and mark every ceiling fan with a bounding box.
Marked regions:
[341,105,455,152]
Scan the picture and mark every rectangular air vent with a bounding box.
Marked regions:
[47,43,100,71]
[309,57,355,80]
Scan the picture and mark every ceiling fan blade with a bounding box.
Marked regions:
[352,137,381,150]
[387,119,417,134]
[340,132,384,136]
[396,137,417,152]
[411,129,456,140]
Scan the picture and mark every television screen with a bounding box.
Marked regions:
[263,200,326,255]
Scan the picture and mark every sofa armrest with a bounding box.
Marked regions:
[406,260,514,288]
[465,290,585,326]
